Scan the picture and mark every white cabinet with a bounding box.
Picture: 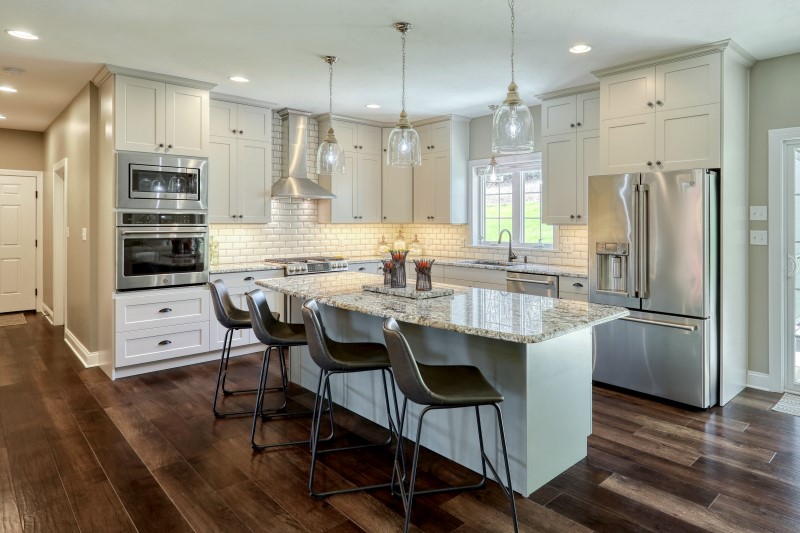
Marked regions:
[208,270,282,349]
[209,100,272,224]
[381,128,413,223]
[348,261,382,274]
[540,91,599,136]
[210,101,271,142]
[115,75,209,157]
[559,276,588,302]
[441,266,504,290]
[318,118,383,223]
[598,53,722,173]
[412,119,469,224]
[540,89,600,225]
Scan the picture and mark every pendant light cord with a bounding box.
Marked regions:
[401,30,407,113]
[328,60,334,118]
[509,0,516,83]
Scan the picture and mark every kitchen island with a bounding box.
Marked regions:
[256,272,627,495]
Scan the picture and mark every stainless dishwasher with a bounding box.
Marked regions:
[506,272,559,297]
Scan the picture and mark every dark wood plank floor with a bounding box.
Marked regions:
[1,312,799,532]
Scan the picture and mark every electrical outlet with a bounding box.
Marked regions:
[66,227,70,238]
[750,230,768,246]
[561,242,575,252]
[749,206,768,221]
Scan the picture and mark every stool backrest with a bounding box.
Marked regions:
[301,300,339,371]
[245,289,279,345]
[382,318,435,405]
[209,279,245,327]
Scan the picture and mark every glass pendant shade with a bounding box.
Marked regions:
[492,84,534,154]
[387,113,422,166]
[316,127,346,174]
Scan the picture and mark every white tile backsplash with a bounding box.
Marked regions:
[210,111,588,268]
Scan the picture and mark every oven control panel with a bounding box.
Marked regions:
[285,260,348,276]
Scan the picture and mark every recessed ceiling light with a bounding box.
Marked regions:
[6,30,39,40]
[0,86,17,93]
[229,76,249,83]
[365,104,381,109]
[0,115,6,120]
[569,44,592,54]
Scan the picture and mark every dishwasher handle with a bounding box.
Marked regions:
[505,277,554,286]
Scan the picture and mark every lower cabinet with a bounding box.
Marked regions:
[209,270,281,349]
[558,276,588,302]
[440,266,505,290]
[116,322,211,368]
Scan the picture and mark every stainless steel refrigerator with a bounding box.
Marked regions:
[589,169,718,408]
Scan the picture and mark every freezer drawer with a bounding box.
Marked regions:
[592,310,717,407]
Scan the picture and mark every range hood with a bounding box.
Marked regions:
[271,108,336,200]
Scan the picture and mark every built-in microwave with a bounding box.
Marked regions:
[117,151,208,210]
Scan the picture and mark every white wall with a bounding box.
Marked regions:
[0,129,44,171]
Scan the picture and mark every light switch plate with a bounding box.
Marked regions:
[81,228,87,241]
[750,230,768,246]
[750,206,768,221]
[66,227,70,238]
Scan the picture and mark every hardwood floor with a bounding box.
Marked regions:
[1,312,799,532]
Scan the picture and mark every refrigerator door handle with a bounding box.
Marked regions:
[620,316,698,332]
[638,184,650,299]
[630,187,639,299]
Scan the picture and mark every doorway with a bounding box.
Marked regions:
[0,172,38,313]
[52,159,67,326]
[788,145,800,393]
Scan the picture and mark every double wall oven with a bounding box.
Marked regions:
[116,152,210,291]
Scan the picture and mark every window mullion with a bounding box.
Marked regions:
[512,171,522,246]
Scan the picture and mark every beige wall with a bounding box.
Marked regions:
[0,129,44,171]
[44,83,98,351]
[748,52,800,374]
[469,105,541,160]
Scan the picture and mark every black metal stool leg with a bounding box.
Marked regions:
[391,396,408,498]
[494,404,519,532]
[212,328,232,416]
[403,405,431,533]
[251,346,272,448]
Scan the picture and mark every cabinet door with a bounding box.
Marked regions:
[599,67,656,120]
[237,139,272,223]
[329,152,357,222]
[430,121,451,153]
[599,114,656,174]
[208,136,238,223]
[576,130,600,222]
[237,105,272,142]
[335,122,357,152]
[541,95,577,136]
[115,76,165,153]
[382,128,413,223]
[417,124,432,151]
[355,152,382,222]
[357,124,382,155]
[165,84,209,157]
[432,153,452,223]
[655,54,721,111]
[576,91,600,131]
[413,154,435,223]
[210,100,237,138]
[655,103,720,171]
[542,134,578,225]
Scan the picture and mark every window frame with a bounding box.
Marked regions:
[468,153,558,250]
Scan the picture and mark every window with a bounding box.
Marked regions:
[469,153,557,249]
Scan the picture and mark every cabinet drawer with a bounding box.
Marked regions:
[348,261,381,273]
[115,322,210,367]
[559,276,588,295]
[212,270,280,288]
[116,290,209,332]
[560,292,588,302]
[442,266,506,285]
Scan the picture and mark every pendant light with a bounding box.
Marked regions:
[483,105,502,182]
[316,56,346,175]
[492,0,534,154]
[386,22,422,167]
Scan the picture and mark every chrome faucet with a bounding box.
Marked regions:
[498,229,517,262]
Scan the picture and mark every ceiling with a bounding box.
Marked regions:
[2,0,800,132]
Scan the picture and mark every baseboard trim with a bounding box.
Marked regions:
[746,371,771,391]
[64,328,99,368]
[42,302,54,325]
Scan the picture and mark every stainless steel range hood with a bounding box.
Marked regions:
[271,108,335,200]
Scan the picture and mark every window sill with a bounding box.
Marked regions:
[467,244,556,252]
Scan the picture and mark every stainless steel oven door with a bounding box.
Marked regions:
[117,151,208,210]
[117,227,208,290]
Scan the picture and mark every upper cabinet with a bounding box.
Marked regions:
[317,118,383,223]
[412,118,469,224]
[597,52,722,172]
[208,99,272,224]
[540,91,599,136]
[115,75,209,157]
[381,127,413,223]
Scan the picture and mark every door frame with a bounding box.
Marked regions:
[51,159,67,326]
[767,127,800,392]
[0,169,43,314]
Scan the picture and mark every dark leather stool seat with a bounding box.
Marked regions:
[383,318,519,533]
[302,300,402,498]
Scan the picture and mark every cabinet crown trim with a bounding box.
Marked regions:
[313,113,470,128]
[536,83,600,101]
[102,65,217,90]
[592,39,755,78]
[210,94,277,108]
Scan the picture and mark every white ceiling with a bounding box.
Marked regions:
[2,0,800,131]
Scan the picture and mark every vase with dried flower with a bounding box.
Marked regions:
[388,249,409,288]
[413,258,435,291]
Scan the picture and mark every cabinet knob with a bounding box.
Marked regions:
[384,148,387,152]
[570,214,575,219]
[430,145,435,149]
[655,160,662,166]
[231,215,236,218]
[647,101,654,108]
[244,276,254,281]
[158,308,172,313]
[576,122,582,127]
[158,143,165,148]
[570,123,575,128]
[359,145,363,150]
[232,129,237,134]
[647,161,653,167]
[354,145,358,149]
[158,340,172,346]
[383,216,387,219]
[573,282,584,288]
[576,214,582,219]
[358,267,366,271]
[426,146,431,150]
[656,100,663,106]
[167,144,173,149]
[238,214,243,218]
[239,130,244,134]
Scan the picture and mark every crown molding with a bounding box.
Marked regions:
[536,82,600,101]
[210,93,278,108]
[103,64,216,90]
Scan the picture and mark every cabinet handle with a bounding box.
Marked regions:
[158,340,172,346]
[232,129,237,134]
[655,160,662,166]
[239,130,243,134]
[354,145,358,149]
[576,214,582,219]
[573,282,584,288]
[647,101,654,108]
[647,161,653,166]
[384,148,387,152]
[570,214,575,219]
[430,145,435,149]
[158,143,165,148]
[576,122,582,127]
[359,145,363,150]
[656,100,663,106]
[383,216,387,220]
[570,123,575,128]
[158,308,172,313]
[167,144,173,149]
[231,215,237,218]
[358,267,366,271]
[238,214,243,218]
[244,276,254,281]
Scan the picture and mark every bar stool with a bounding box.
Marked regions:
[302,300,403,498]
[382,318,519,533]
[246,289,333,450]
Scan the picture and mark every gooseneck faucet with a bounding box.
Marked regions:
[498,229,517,262]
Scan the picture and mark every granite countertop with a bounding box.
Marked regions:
[209,262,284,274]
[255,272,626,344]
[346,255,588,279]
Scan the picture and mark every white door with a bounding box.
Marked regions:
[237,139,272,224]
[237,105,271,142]
[432,153,452,223]
[655,104,721,171]
[576,91,600,131]
[208,136,238,223]
[599,66,656,120]
[541,95,577,137]
[382,127,413,223]
[413,154,435,223]
[599,114,656,174]
[788,144,800,394]
[115,76,165,153]
[0,175,36,312]
[576,130,600,222]
[165,84,209,157]
[430,121,451,153]
[209,100,238,138]
[330,152,357,223]
[655,53,721,111]
[356,124,382,155]
[541,134,578,225]
[355,152,382,223]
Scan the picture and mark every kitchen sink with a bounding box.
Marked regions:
[457,259,516,266]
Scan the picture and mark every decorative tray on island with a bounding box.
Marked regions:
[362,285,454,299]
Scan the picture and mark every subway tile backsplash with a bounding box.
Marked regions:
[210,111,587,268]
